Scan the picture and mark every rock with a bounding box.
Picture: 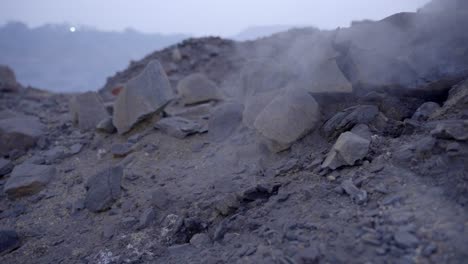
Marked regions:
[208,102,244,142]
[151,188,170,210]
[190,233,212,248]
[0,158,13,177]
[69,143,83,155]
[110,143,133,158]
[113,60,175,134]
[4,164,56,198]
[242,90,278,128]
[412,102,440,121]
[431,79,468,120]
[350,124,372,141]
[322,132,370,170]
[322,105,379,140]
[164,101,214,119]
[137,208,157,230]
[430,120,468,141]
[253,88,320,152]
[0,230,20,255]
[341,179,368,204]
[155,117,203,139]
[394,231,419,249]
[96,117,117,134]
[0,65,21,93]
[43,146,69,164]
[70,91,109,131]
[176,73,221,105]
[0,115,46,156]
[84,167,122,212]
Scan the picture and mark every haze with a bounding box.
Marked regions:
[1,0,430,36]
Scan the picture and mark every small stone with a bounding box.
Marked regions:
[137,208,156,230]
[110,143,133,158]
[0,230,20,255]
[69,143,83,155]
[43,146,69,164]
[84,167,122,212]
[96,117,117,134]
[155,117,203,139]
[341,179,368,204]
[394,231,419,249]
[0,158,13,177]
[127,133,144,144]
[151,188,170,209]
[322,132,370,170]
[350,124,372,141]
[4,164,56,198]
[422,242,438,256]
[189,233,212,248]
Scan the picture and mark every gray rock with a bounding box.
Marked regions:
[190,233,212,248]
[322,132,370,170]
[0,65,21,93]
[110,143,133,158]
[84,167,122,212]
[0,230,20,255]
[69,143,83,155]
[323,105,379,140]
[177,73,221,105]
[208,102,244,142]
[412,102,440,121]
[341,179,368,204]
[4,164,56,198]
[70,91,109,131]
[155,117,203,139]
[43,146,69,164]
[137,208,157,230]
[350,124,372,141]
[394,231,419,249]
[0,158,13,177]
[0,115,45,156]
[430,120,468,141]
[113,60,175,134]
[151,188,170,210]
[254,88,320,152]
[242,90,278,128]
[96,117,117,134]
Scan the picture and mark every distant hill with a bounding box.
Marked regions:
[0,22,188,92]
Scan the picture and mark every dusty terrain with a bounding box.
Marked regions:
[1,1,468,263]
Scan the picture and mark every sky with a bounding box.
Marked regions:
[0,0,431,36]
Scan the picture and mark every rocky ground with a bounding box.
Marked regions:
[1,1,468,263]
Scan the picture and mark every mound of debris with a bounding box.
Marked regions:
[1,1,468,263]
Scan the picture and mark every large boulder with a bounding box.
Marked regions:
[113,60,175,134]
[84,167,122,212]
[431,79,468,120]
[242,90,278,129]
[0,65,21,93]
[176,73,221,105]
[322,132,370,170]
[70,92,109,131]
[0,114,46,156]
[208,103,244,142]
[253,88,320,152]
[4,164,56,198]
